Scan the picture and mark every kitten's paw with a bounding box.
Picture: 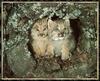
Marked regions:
[61,53,71,60]
[45,52,54,58]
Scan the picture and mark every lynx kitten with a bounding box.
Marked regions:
[31,18,48,58]
[47,18,76,60]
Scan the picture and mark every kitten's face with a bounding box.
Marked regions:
[31,18,48,38]
[48,19,72,40]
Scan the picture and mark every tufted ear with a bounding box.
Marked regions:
[32,23,38,30]
[64,18,72,33]
[45,17,48,21]
[42,17,48,22]
[48,19,54,29]
[64,18,70,27]
[48,19,57,30]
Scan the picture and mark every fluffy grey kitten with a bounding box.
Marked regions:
[47,18,76,60]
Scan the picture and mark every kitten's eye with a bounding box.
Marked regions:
[43,27,47,31]
[36,28,39,31]
[64,28,67,30]
[57,27,59,30]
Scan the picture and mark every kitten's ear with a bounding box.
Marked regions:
[43,17,48,22]
[65,19,72,33]
[65,19,70,27]
[45,17,48,21]
[33,23,39,30]
[48,19,54,29]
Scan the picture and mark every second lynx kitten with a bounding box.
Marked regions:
[47,18,76,60]
[31,18,48,58]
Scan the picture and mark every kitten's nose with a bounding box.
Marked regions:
[59,32,64,37]
[40,33,44,36]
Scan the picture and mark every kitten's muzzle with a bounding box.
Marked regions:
[39,33,44,36]
[58,32,65,37]
[39,33,47,37]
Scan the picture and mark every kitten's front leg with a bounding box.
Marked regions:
[46,43,54,58]
[32,41,46,58]
[61,45,71,60]
[32,42,41,58]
